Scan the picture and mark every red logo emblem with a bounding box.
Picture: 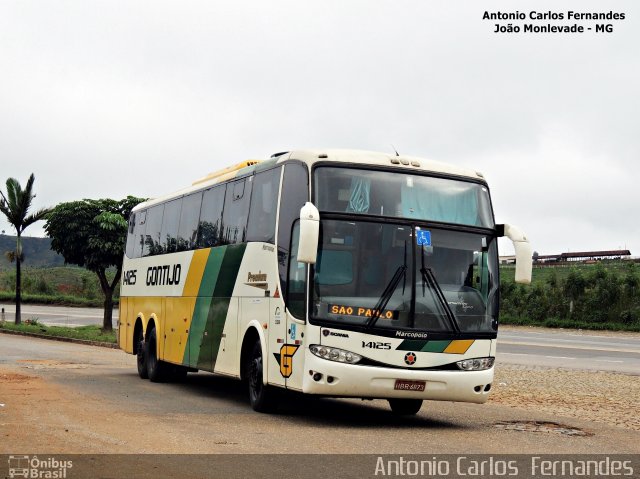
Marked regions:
[404,352,417,365]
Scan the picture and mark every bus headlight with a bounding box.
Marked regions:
[310,345,362,364]
[456,357,495,371]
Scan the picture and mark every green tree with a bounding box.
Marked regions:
[44,197,145,331]
[0,174,51,324]
[563,268,586,315]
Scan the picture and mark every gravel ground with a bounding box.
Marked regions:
[490,364,640,431]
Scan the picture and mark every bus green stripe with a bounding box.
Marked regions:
[212,244,246,298]
[184,244,248,369]
[421,340,452,353]
[185,246,227,367]
[202,244,247,368]
[396,339,426,351]
[396,339,453,353]
[196,298,231,370]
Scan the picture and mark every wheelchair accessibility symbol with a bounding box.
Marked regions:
[416,229,431,246]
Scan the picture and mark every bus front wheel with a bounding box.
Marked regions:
[388,398,423,415]
[247,340,277,413]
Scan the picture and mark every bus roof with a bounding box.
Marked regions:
[283,149,483,180]
[132,149,485,212]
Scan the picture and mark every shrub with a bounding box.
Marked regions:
[500,262,640,331]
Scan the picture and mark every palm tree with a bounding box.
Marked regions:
[0,174,51,324]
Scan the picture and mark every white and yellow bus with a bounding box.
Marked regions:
[118,149,531,414]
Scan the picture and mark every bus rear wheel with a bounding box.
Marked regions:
[136,334,148,379]
[247,340,277,413]
[388,398,423,415]
[145,327,169,382]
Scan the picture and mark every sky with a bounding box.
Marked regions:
[0,0,638,257]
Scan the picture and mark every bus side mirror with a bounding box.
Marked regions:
[498,224,532,284]
[297,202,320,264]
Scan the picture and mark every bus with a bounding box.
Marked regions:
[118,149,532,415]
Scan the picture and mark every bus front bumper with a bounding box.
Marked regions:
[302,351,494,404]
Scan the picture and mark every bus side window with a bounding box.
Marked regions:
[287,221,307,319]
[177,192,202,251]
[143,205,164,257]
[222,177,252,245]
[159,198,182,254]
[132,210,147,259]
[277,162,309,312]
[198,185,225,248]
[246,167,281,243]
[125,213,136,258]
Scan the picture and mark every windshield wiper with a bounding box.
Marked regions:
[366,264,407,329]
[367,239,408,330]
[420,266,460,333]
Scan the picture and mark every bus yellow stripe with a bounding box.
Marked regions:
[183,249,210,297]
[444,340,474,354]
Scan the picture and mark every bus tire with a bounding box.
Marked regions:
[136,334,148,379]
[388,398,423,415]
[247,340,277,413]
[146,327,169,383]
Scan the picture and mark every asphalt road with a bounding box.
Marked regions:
[497,329,640,375]
[2,304,638,374]
[0,303,116,328]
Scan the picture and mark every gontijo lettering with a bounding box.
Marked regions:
[146,264,182,286]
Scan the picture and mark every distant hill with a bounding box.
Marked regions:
[0,234,64,269]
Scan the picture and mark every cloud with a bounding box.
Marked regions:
[0,0,637,257]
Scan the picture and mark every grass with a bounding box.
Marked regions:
[0,320,117,344]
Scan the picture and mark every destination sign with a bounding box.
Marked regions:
[329,304,399,320]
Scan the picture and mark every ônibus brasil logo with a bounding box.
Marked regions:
[7,455,73,478]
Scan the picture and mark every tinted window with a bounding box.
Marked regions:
[159,198,182,254]
[132,210,147,258]
[222,177,252,244]
[277,162,309,309]
[178,192,202,251]
[198,185,225,248]
[125,213,136,258]
[287,221,306,319]
[315,167,494,228]
[143,205,164,256]
[247,167,281,243]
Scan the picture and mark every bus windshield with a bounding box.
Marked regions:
[310,219,499,334]
[314,167,494,228]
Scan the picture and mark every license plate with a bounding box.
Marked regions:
[394,379,426,392]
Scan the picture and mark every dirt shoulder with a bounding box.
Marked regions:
[490,364,640,431]
[1,361,639,455]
